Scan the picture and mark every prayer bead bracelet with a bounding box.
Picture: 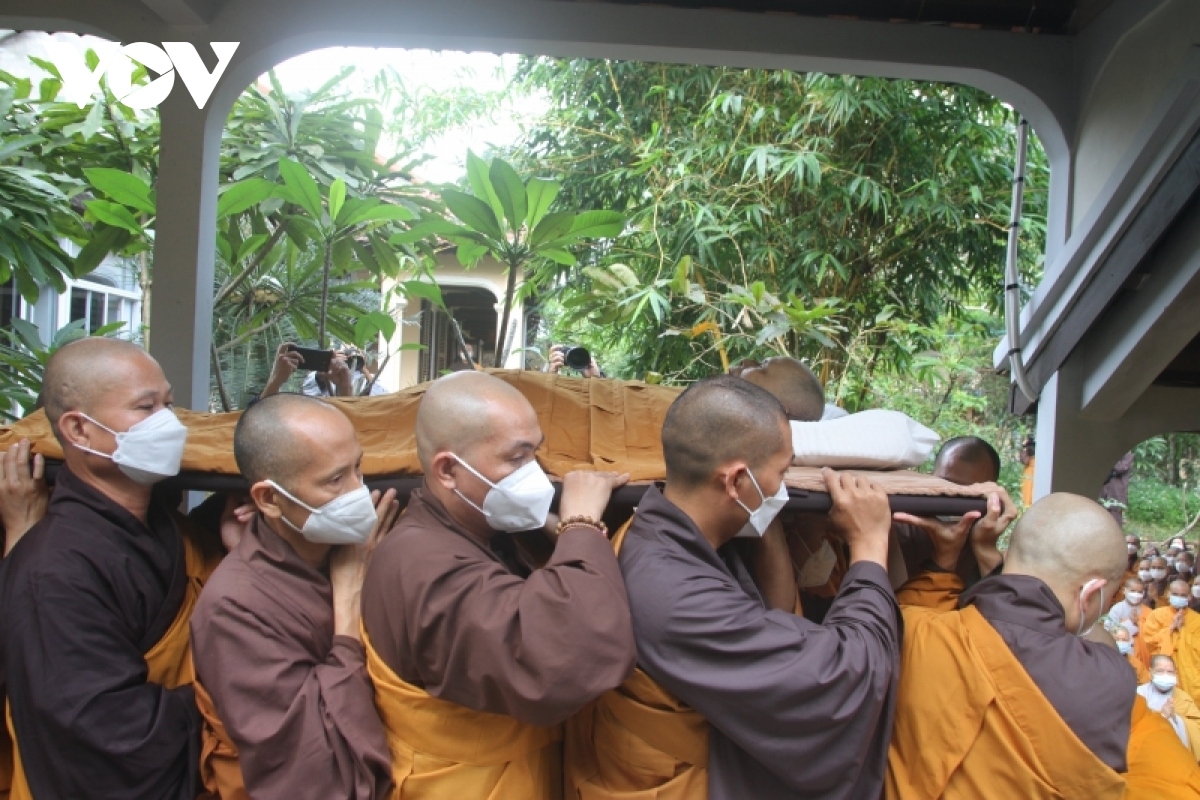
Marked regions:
[556,516,608,537]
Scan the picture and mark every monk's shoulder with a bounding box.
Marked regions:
[191,548,258,629]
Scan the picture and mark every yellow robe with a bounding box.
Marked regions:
[363,629,563,800]
[887,572,1127,800]
[1124,694,1200,798]
[1141,607,1200,705]
[195,679,249,800]
[5,527,212,800]
[1127,653,1150,685]
[565,521,708,800]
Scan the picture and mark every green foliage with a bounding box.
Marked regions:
[435,151,625,366]
[0,318,127,421]
[516,59,1049,385]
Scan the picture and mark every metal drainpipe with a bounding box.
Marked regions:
[1005,116,1038,403]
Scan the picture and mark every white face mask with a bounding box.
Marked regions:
[1192,586,1200,599]
[1153,674,1178,693]
[77,408,187,485]
[1139,570,1153,581]
[1169,595,1190,610]
[1075,579,1104,637]
[1125,591,1144,606]
[1181,564,1194,574]
[734,469,789,538]
[267,480,376,545]
[1116,640,1133,656]
[1152,569,1169,581]
[1128,544,1139,555]
[451,455,555,533]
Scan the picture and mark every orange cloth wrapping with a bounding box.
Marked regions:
[0,372,679,481]
[4,520,214,800]
[195,680,249,800]
[1124,695,1200,798]
[565,519,709,800]
[363,629,563,800]
[887,571,1127,800]
[0,372,990,502]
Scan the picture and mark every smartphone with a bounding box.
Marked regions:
[286,345,333,372]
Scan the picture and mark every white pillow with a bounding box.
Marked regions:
[790,409,940,469]
[820,403,849,420]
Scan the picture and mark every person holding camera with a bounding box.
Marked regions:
[261,343,389,399]
[546,344,604,378]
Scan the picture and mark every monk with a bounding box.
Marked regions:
[1148,556,1172,607]
[890,436,1013,592]
[1109,576,1152,636]
[1125,693,1200,798]
[1114,626,1150,684]
[1141,579,1200,704]
[931,435,1000,486]
[1137,654,1200,760]
[0,339,215,799]
[360,371,636,798]
[190,394,399,800]
[886,493,1136,799]
[613,376,901,800]
[728,356,825,422]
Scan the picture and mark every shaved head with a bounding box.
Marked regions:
[1151,654,1176,673]
[934,436,1001,485]
[416,372,536,471]
[234,393,350,484]
[662,375,790,488]
[731,357,825,422]
[1005,493,1127,590]
[43,338,160,443]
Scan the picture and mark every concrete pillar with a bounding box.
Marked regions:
[1033,358,1134,501]
[150,91,222,411]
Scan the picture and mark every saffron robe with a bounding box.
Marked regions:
[0,468,204,800]
[1125,695,1200,798]
[190,515,393,800]
[1136,683,1200,761]
[565,519,708,800]
[619,486,901,800]
[360,486,635,797]
[1141,606,1200,705]
[887,571,1132,800]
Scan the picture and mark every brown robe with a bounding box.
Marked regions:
[620,486,901,800]
[960,574,1133,769]
[361,485,636,727]
[189,515,393,800]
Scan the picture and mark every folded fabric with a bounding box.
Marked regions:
[790,409,940,469]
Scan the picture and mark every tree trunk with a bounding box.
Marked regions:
[210,343,231,412]
[494,257,521,368]
[139,247,151,347]
[317,240,332,348]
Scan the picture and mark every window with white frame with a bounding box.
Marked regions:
[63,277,140,334]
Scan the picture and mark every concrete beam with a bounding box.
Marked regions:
[138,0,216,27]
[1078,196,1200,420]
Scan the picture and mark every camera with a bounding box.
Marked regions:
[342,348,365,372]
[562,345,591,371]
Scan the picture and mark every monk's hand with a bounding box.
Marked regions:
[330,540,371,640]
[370,488,400,546]
[970,484,1017,575]
[1173,609,1187,633]
[824,468,891,568]
[891,511,981,573]
[1162,698,1176,721]
[1,439,48,557]
[558,470,630,529]
[219,493,255,553]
